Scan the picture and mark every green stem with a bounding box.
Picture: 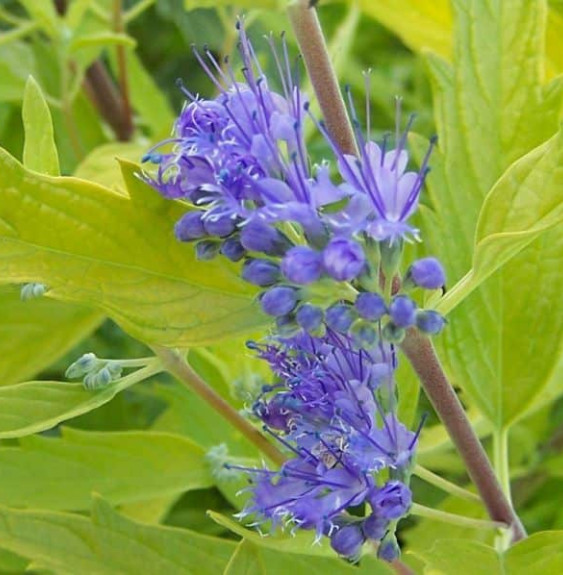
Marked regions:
[123,0,156,24]
[410,503,507,531]
[493,427,512,501]
[151,346,286,466]
[413,464,482,504]
[112,359,163,392]
[112,0,134,141]
[494,427,513,551]
[101,357,155,368]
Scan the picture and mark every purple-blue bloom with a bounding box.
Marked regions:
[282,246,323,284]
[314,94,436,244]
[237,331,418,558]
[416,310,446,334]
[388,295,417,328]
[295,303,324,332]
[407,257,446,290]
[260,286,299,316]
[322,237,366,282]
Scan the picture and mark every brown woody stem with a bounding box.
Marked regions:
[287,0,527,545]
[54,0,133,141]
[287,0,357,155]
[400,330,526,542]
[151,346,286,466]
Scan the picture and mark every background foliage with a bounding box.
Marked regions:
[0,0,562,573]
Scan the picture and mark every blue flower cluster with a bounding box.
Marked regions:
[142,22,445,346]
[142,21,444,562]
[232,331,418,561]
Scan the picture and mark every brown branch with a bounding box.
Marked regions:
[287,0,357,155]
[151,346,286,466]
[54,0,133,141]
[400,329,527,542]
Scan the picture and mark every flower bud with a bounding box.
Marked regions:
[388,295,416,328]
[65,352,98,379]
[322,237,366,282]
[20,282,47,301]
[355,292,387,321]
[326,303,357,333]
[296,303,324,333]
[242,259,281,287]
[330,524,365,561]
[406,257,445,290]
[220,238,245,262]
[174,211,207,241]
[416,310,446,334]
[260,286,299,317]
[349,319,378,349]
[369,481,412,520]
[281,246,322,285]
[362,514,388,541]
[382,322,405,343]
[377,532,401,562]
[203,215,236,237]
[195,239,221,261]
[275,314,301,337]
[240,221,292,256]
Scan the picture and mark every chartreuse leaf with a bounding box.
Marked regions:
[0,497,236,575]
[225,540,394,575]
[358,0,563,78]
[415,532,563,574]
[69,32,136,53]
[18,1,59,38]
[0,363,160,438]
[0,285,102,386]
[418,0,563,428]
[0,547,28,574]
[22,76,59,176]
[0,149,266,346]
[208,511,333,557]
[357,0,452,58]
[0,428,212,510]
[0,43,37,103]
[73,143,147,191]
[435,128,563,315]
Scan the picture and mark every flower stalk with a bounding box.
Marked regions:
[401,330,526,542]
[410,503,508,531]
[151,345,286,466]
[286,0,527,544]
[287,0,357,155]
[413,464,481,504]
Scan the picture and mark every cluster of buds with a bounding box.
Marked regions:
[142,20,445,562]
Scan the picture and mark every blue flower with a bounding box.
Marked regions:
[312,94,436,244]
[237,331,418,557]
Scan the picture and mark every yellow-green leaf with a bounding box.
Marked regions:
[417,0,563,428]
[22,76,60,176]
[436,128,563,315]
[0,368,158,439]
[0,497,236,575]
[415,532,563,574]
[225,540,394,575]
[357,0,452,59]
[0,150,266,346]
[0,285,102,386]
[0,428,212,510]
